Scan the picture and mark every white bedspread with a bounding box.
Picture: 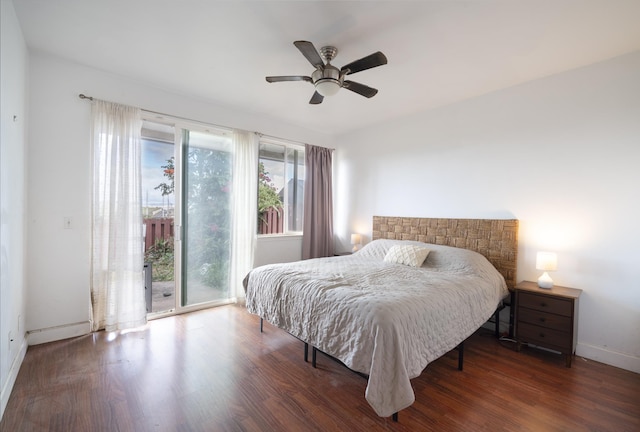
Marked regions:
[244,239,508,417]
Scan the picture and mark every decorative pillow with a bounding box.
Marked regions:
[384,244,431,267]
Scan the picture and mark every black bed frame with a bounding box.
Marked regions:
[256,297,516,423]
[258,317,467,422]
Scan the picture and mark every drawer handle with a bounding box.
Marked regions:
[539,333,545,338]
[540,302,547,307]
[539,317,546,323]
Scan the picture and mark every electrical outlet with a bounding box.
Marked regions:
[64,217,72,229]
[8,331,13,350]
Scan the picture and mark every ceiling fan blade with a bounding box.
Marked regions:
[266,76,312,83]
[294,41,325,68]
[309,91,324,104]
[340,51,387,75]
[343,80,378,98]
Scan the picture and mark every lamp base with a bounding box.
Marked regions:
[538,272,554,289]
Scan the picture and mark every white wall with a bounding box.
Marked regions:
[25,52,331,344]
[254,235,303,268]
[0,0,29,418]
[333,51,640,373]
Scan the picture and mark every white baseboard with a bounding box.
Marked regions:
[1,337,28,421]
[26,321,92,346]
[576,342,640,374]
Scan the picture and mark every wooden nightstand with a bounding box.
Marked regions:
[514,281,582,367]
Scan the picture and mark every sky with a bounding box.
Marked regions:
[142,138,174,207]
[261,158,285,191]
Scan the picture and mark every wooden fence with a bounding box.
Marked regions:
[144,218,174,252]
[145,209,282,250]
[259,207,283,235]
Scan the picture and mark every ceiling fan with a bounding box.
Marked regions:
[265,40,388,104]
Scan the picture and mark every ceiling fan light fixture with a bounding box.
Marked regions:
[266,41,387,104]
[315,78,341,97]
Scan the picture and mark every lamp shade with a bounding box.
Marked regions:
[536,251,557,289]
[315,79,341,97]
[536,252,558,271]
[350,233,362,253]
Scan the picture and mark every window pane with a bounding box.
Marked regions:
[258,143,285,234]
[257,140,304,235]
[141,120,176,313]
[286,147,305,232]
[183,130,233,305]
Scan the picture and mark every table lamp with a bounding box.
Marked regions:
[536,251,557,289]
[351,234,362,252]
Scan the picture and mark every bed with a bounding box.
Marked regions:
[244,216,518,418]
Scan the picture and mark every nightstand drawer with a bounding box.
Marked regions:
[517,307,572,331]
[518,292,572,317]
[517,322,572,351]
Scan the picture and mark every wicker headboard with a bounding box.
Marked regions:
[372,216,519,288]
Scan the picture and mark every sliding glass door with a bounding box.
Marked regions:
[142,121,177,314]
[141,118,233,314]
[181,128,233,306]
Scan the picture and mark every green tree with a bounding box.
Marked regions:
[144,237,174,281]
[155,157,175,196]
[258,162,282,212]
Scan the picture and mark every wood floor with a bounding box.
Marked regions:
[2,304,639,432]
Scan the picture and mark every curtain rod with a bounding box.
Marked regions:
[255,132,314,149]
[79,93,231,131]
[79,93,333,150]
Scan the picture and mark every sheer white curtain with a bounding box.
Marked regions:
[90,100,147,331]
[230,130,258,299]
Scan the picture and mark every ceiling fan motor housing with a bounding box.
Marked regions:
[312,65,342,96]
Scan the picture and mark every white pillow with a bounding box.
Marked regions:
[384,244,431,267]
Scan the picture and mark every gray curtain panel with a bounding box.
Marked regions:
[302,144,334,259]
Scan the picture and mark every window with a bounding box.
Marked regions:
[258,139,305,235]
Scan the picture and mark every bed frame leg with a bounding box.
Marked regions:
[304,342,309,362]
[457,341,464,371]
[312,346,317,368]
[260,318,263,333]
[392,412,398,422]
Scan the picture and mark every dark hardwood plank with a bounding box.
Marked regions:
[2,304,639,431]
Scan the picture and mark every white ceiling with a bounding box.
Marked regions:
[13,0,640,135]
